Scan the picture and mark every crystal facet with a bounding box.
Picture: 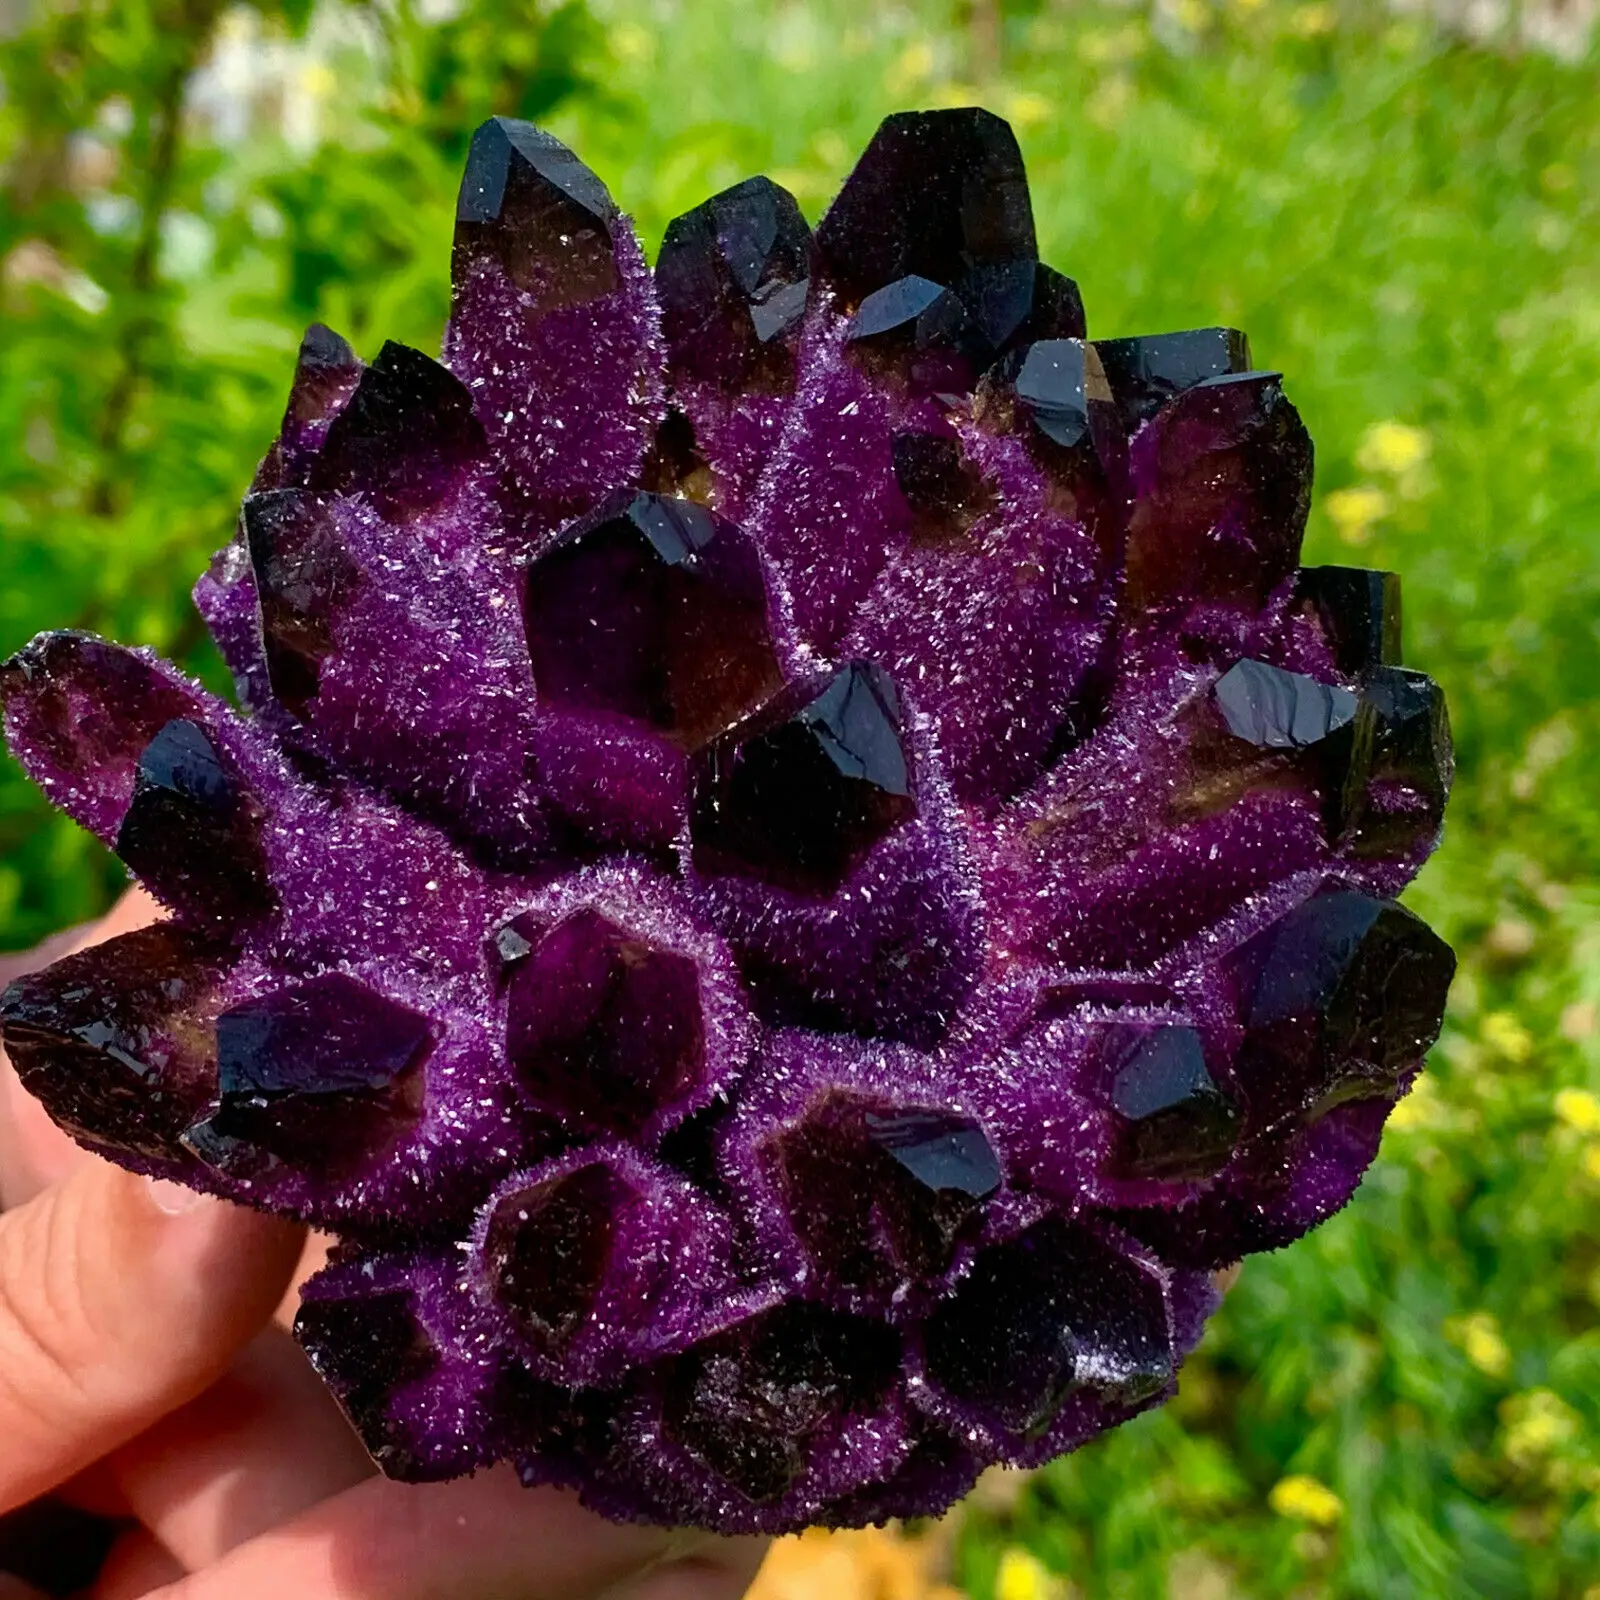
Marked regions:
[657,176,812,389]
[454,116,619,310]
[0,107,1455,1539]
[1093,327,1252,430]
[309,341,486,521]
[690,662,915,895]
[114,719,277,929]
[523,491,782,751]
[1212,659,1359,750]
[185,974,432,1170]
[498,909,706,1140]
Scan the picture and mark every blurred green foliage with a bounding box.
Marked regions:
[2,0,1598,1594]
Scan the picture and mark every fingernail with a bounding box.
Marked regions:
[146,1176,207,1216]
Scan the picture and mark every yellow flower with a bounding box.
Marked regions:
[1291,4,1337,36]
[885,39,936,96]
[1322,485,1390,545]
[1583,1144,1600,1183]
[1357,420,1431,476]
[1481,1010,1533,1064]
[1269,1474,1344,1527]
[1554,1088,1600,1135]
[1446,1311,1512,1379]
[1004,92,1053,130]
[996,1546,1061,1600]
[1501,1389,1581,1468]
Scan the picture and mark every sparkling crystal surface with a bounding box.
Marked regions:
[0,109,1455,1537]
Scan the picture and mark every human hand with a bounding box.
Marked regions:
[0,894,769,1599]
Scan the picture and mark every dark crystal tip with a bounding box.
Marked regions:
[690,661,916,897]
[817,108,1037,305]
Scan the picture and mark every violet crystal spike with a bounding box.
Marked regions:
[0,108,1456,1536]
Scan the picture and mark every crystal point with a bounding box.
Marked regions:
[1103,1025,1239,1182]
[662,1301,899,1504]
[114,719,276,929]
[455,117,618,310]
[1094,327,1251,430]
[0,925,221,1164]
[522,491,782,751]
[1297,565,1403,672]
[310,341,486,521]
[499,909,707,1140]
[242,488,362,715]
[1232,886,1455,1128]
[817,109,1036,304]
[658,176,811,389]
[690,662,915,896]
[484,1163,624,1357]
[188,974,432,1170]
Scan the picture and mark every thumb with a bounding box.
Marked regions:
[0,1161,304,1514]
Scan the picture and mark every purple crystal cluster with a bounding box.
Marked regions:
[0,110,1455,1534]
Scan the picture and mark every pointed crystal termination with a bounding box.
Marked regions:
[662,1302,901,1505]
[0,925,222,1165]
[0,632,209,842]
[454,116,619,314]
[961,260,1085,362]
[690,661,915,897]
[657,176,812,390]
[115,719,277,931]
[921,1218,1173,1439]
[1004,338,1118,450]
[522,490,783,751]
[308,341,487,522]
[183,974,432,1173]
[1093,327,1252,432]
[1338,666,1452,857]
[295,1280,442,1479]
[845,275,975,392]
[254,323,364,492]
[242,489,363,716]
[1125,371,1313,609]
[1229,886,1455,1131]
[847,276,968,349]
[483,1163,626,1359]
[816,108,1036,307]
[974,338,1127,552]
[891,432,999,546]
[769,1093,1001,1293]
[1297,566,1403,673]
[495,909,707,1140]
[1101,1026,1239,1182]
[1212,659,1359,750]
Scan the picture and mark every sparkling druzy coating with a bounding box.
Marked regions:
[0,109,1456,1536]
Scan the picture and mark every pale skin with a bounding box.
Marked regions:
[0,888,769,1600]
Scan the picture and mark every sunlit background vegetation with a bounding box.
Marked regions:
[3,0,1599,1594]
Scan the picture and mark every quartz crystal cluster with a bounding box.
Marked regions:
[0,110,1456,1534]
